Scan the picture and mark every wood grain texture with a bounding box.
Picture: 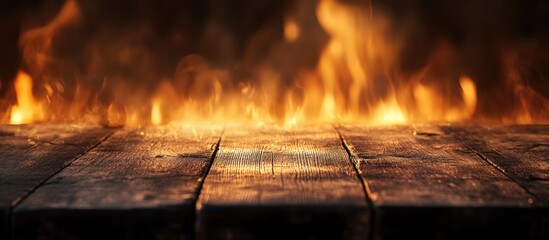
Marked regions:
[441,125,549,239]
[338,125,538,240]
[0,124,113,239]
[12,125,221,240]
[196,125,369,240]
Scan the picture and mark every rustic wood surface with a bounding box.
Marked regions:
[0,124,113,239]
[442,125,549,203]
[338,124,540,240]
[441,125,549,239]
[0,124,548,239]
[11,126,221,240]
[196,125,369,240]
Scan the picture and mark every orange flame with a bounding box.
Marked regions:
[6,0,548,126]
[151,100,162,126]
[284,18,300,42]
[10,71,44,124]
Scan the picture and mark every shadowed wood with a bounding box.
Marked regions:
[12,125,221,240]
[441,125,549,239]
[196,125,369,240]
[0,124,113,239]
[338,125,538,240]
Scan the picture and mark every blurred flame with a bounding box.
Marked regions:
[10,71,44,124]
[502,50,549,124]
[284,18,300,42]
[4,0,546,126]
[106,103,125,127]
[19,0,81,72]
[151,100,162,126]
[459,76,477,118]
[312,0,412,123]
[372,96,407,124]
[410,74,477,122]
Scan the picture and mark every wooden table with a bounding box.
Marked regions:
[0,123,547,240]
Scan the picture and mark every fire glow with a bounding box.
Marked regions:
[1,0,548,126]
[9,71,44,124]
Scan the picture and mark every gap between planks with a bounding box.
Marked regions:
[6,124,546,239]
[335,125,376,240]
[1,125,117,240]
[337,124,546,240]
[191,132,222,239]
[9,125,223,240]
[195,125,370,239]
[9,130,116,210]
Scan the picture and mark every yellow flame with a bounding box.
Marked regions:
[459,75,477,118]
[3,0,497,126]
[10,71,44,124]
[284,18,300,42]
[144,0,477,126]
[372,96,407,124]
[151,100,162,125]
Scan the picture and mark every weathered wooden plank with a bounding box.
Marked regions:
[441,125,549,202]
[338,125,538,240]
[0,124,113,239]
[196,125,369,240]
[12,125,221,240]
[441,125,549,239]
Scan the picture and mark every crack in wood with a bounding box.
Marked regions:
[192,133,222,238]
[442,126,542,203]
[335,125,376,240]
[471,149,539,201]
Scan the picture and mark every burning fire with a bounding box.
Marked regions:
[2,0,548,126]
[9,71,44,124]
